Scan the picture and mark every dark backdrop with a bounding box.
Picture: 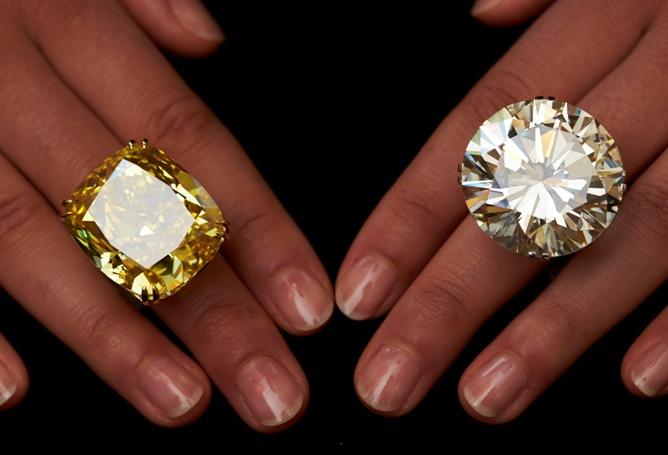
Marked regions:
[0,1,665,450]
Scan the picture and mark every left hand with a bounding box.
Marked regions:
[336,0,668,422]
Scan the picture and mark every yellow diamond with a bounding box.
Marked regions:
[460,98,625,258]
[62,140,229,303]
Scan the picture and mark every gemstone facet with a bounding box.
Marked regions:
[459,98,625,258]
[62,140,229,303]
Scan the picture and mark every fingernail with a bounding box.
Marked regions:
[471,0,504,16]
[170,0,224,41]
[269,269,333,332]
[336,255,398,320]
[0,362,17,406]
[139,356,204,419]
[237,356,304,427]
[463,353,527,418]
[630,342,668,397]
[356,345,420,412]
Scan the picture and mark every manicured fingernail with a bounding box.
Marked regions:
[269,269,333,332]
[471,0,504,16]
[463,353,527,418]
[630,342,668,397]
[336,255,398,320]
[0,362,17,406]
[139,356,204,419]
[237,356,304,427]
[170,0,224,41]
[356,345,419,412]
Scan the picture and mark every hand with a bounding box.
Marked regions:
[336,0,668,421]
[0,0,334,430]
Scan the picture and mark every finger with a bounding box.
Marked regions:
[119,0,224,57]
[0,14,308,431]
[623,305,668,398]
[0,154,210,426]
[0,334,28,410]
[23,0,333,334]
[0,15,308,429]
[335,0,653,320]
[154,257,309,431]
[471,0,556,27]
[459,150,668,422]
[354,9,668,414]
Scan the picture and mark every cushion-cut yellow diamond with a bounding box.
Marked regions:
[62,140,229,304]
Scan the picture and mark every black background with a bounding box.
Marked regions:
[0,1,665,450]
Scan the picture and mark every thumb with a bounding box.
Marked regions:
[471,0,556,27]
[120,0,224,57]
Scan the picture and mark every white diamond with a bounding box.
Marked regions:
[86,159,195,268]
[460,98,625,258]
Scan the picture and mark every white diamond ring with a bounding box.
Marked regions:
[459,97,626,259]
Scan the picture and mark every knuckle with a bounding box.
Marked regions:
[187,291,262,347]
[143,92,216,153]
[0,186,43,243]
[410,267,471,330]
[389,181,447,237]
[531,291,589,344]
[75,305,127,354]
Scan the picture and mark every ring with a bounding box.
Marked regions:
[459,97,626,259]
[61,139,229,304]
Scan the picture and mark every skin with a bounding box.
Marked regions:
[0,0,334,431]
[338,0,668,422]
[0,0,665,431]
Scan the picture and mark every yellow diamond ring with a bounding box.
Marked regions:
[61,139,229,304]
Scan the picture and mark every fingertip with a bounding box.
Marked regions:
[267,268,335,336]
[621,341,668,399]
[121,0,224,58]
[458,350,530,424]
[234,355,309,433]
[135,354,212,427]
[335,254,400,321]
[471,0,555,28]
[0,338,29,411]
